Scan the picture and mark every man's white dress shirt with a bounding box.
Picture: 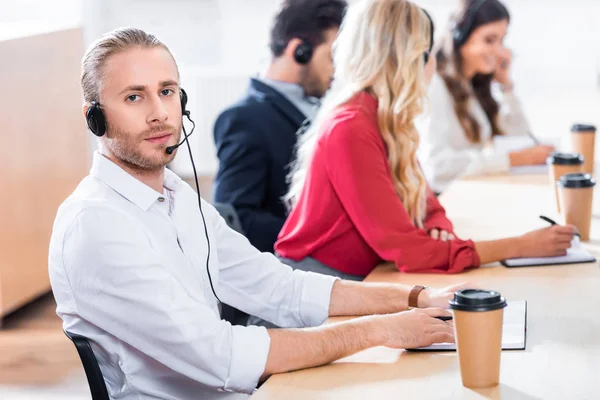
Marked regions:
[48,152,337,399]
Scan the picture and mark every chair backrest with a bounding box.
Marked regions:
[213,202,245,235]
[211,202,249,325]
[64,330,110,400]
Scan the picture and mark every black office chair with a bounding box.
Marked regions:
[213,202,245,235]
[212,202,250,326]
[64,330,110,400]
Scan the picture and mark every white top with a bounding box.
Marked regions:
[417,73,531,192]
[48,152,337,400]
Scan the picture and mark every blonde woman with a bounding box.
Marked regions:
[418,0,554,193]
[275,0,575,279]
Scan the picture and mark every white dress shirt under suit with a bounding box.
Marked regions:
[48,152,337,399]
[417,73,531,193]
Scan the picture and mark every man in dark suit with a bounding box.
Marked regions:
[213,0,347,253]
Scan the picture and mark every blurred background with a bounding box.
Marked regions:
[0,0,599,398]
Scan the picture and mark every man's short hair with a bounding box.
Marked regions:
[269,0,347,58]
[81,27,175,103]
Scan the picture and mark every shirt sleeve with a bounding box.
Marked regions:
[62,207,268,394]
[206,200,337,328]
[323,116,480,274]
[418,75,511,193]
[496,88,532,137]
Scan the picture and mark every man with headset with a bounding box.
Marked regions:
[49,27,463,400]
[213,0,345,254]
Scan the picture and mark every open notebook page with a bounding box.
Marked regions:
[502,247,596,268]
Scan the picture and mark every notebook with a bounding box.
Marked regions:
[408,300,527,352]
[510,164,548,175]
[501,247,596,268]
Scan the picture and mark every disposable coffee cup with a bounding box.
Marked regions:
[547,152,584,212]
[571,124,596,175]
[449,289,507,389]
[557,173,596,241]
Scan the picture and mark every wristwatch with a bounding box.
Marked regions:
[409,285,427,308]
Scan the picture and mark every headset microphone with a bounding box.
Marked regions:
[165,111,193,155]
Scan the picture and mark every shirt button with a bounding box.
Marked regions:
[158,197,165,203]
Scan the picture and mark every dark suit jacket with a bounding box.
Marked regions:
[213,78,307,253]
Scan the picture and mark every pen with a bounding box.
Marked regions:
[436,316,453,321]
[539,215,580,237]
[527,131,540,145]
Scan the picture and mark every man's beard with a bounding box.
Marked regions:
[104,122,182,173]
[301,66,330,99]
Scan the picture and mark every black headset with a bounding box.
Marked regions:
[85,89,189,137]
[294,40,314,65]
[422,8,435,65]
[85,88,222,305]
[452,0,489,47]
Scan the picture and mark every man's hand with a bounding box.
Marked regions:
[418,282,477,308]
[429,228,455,241]
[376,308,454,349]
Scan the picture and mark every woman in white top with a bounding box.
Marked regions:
[418,0,554,193]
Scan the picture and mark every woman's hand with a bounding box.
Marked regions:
[494,46,513,86]
[517,225,577,258]
[429,228,455,242]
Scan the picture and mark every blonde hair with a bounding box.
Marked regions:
[81,27,175,103]
[285,0,431,228]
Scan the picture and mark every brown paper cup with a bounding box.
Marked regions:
[559,186,594,241]
[571,124,596,175]
[549,163,583,212]
[450,289,507,389]
[454,308,504,388]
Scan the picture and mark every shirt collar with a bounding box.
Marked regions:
[90,151,183,211]
[257,77,320,119]
[259,77,306,99]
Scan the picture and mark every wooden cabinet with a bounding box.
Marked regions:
[0,27,89,325]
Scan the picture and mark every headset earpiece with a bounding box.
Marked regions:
[86,101,106,137]
[453,0,489,48]
[180,88,189,117]
[294,41,313,65]
[422,8,435,65]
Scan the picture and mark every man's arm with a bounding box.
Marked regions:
[211,199,336,328]
[328,280,472,317]
[213,109,285,252]
[262,307,454,379]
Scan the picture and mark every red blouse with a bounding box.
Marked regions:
[275,92,480,276]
